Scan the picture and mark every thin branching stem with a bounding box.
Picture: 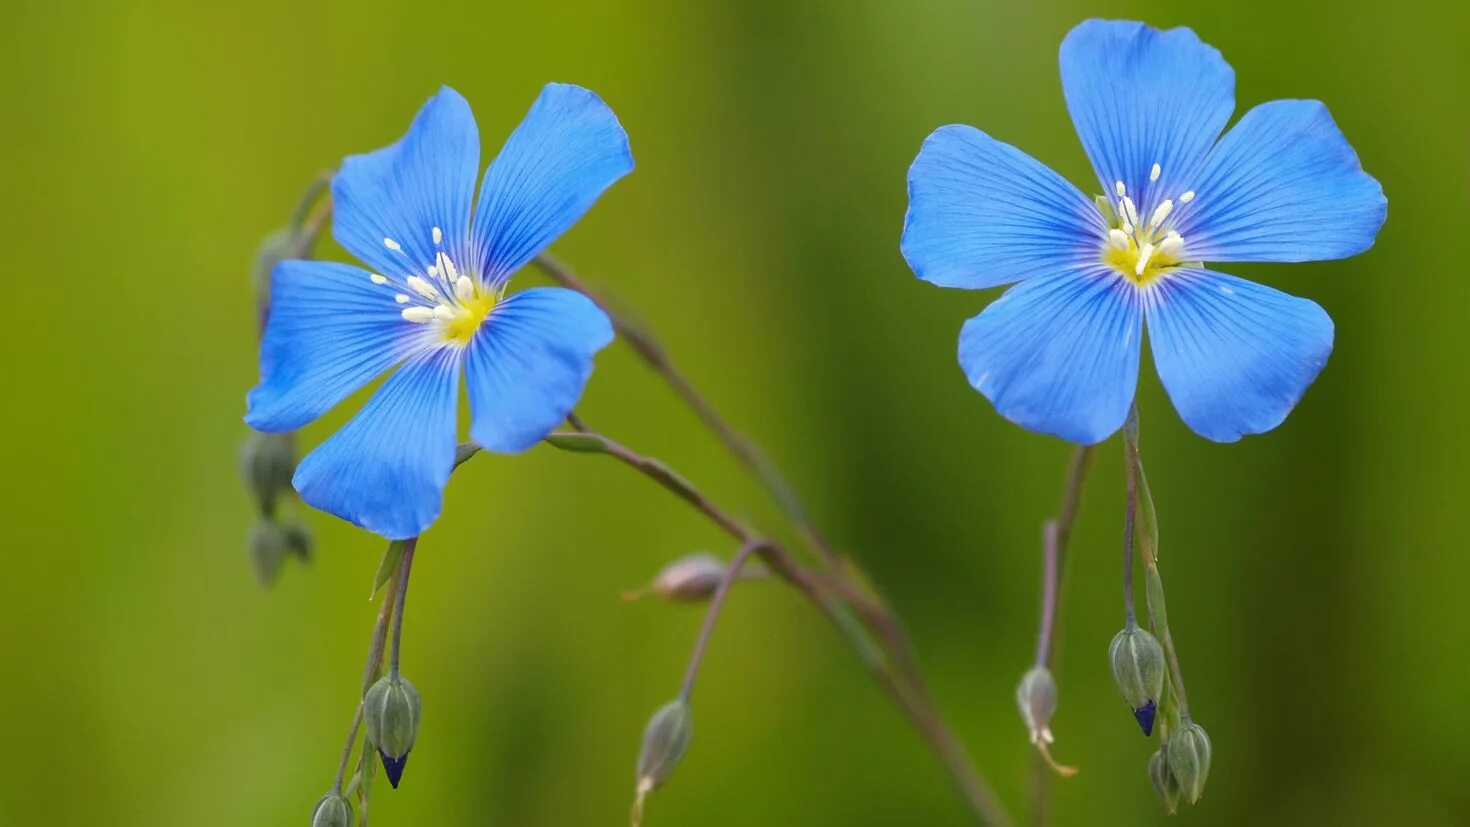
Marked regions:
[1034,445,1093,667]
[334,555,403,792]
[679,540,763,702]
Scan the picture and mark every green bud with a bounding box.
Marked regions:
[1166,720,1212,804]
[1014,666,1057,745]
[364,673,422,788]
[1109,624,1165,735]
[632,699,692,826]
[249,519,293,587]
[282,520,312,562]
[1147,747,1181,814]
[636,699,692,791]
[240,431,297,516]
[310,792,353,827]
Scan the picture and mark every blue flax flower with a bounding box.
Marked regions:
[902,20,1385,444]
[246,85,630,539]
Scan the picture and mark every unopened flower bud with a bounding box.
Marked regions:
[1166,720,1212,804]
[310,792,353,827]
[241,431,297,516]
[626,553,725,602]
[631,699,692,825]
[1147,747,1181,814]
[249,519,293,587]
[1109,624,1165,735]
[1014,666,1057,745]
[364,674,421,789]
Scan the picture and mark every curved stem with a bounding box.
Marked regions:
[680,541,763,702]
[532,253,836,565]
[1034,446,1093,667]
[1122,446,1138,627]
[541,423,1012,827]
[333,554,403,792]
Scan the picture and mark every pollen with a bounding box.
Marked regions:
[432,226,443,245]
[369,274,389,285]
[383,237,403,252]
[402,306,436,323]
[406,276,440,300]
[387,243,499,346]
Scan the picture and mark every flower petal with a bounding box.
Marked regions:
[246,260,425,432]
[1169,100,1386,263]
[471,83,633,287]
[332,87,480,280]
[1145,268,1333,442]
[466,287,614,453]
[293,348,462,540]
[1060,20,1234,205]
[901,125,1106,290]
[958,266,1142,444]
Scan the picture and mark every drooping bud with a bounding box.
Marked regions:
[631,699,693,826]
[1165,720,1212,804]
[283,520,312,562]
[1147,747,1181,814]
[363,674,422,789]
[1014,666,1057,745]
[249,519,293,587]
[1108,624,1165,735]
[240,431,297,516]
[310,792,353,827]
[623,553,730,603]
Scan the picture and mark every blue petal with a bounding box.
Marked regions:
[1145,268,1333,442]
[1060,20,1234,204]
[466,287,614,453]
[293,348,462,540]
[958,266,1142,444]
[1169,100,1386,263]
[246,260,425,431]
[901,125,1107,290]
[471,83,632,287]
[332,87,480,280]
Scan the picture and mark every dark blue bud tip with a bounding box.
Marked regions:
[1133,700,1157,736]
[379,750,409,788]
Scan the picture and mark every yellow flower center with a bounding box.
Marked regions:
[372,227,500,347]
[1097,167,1196,286]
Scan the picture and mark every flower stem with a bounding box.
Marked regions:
[1122,407,1189,717]
[1034,446,1093,668]
[388,539,417,675]
[541,422,1012,827]
[532,253,836,565]
[334,547,404,792]
[679,541,763,702]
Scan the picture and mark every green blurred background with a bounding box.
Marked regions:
[2,0,1466,824]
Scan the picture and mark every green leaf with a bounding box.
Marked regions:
[545,432,608,454]
[372,540,408,596]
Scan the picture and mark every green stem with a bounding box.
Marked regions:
[1123,406,1190,717]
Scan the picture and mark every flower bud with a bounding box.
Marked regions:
[364,674,422,789]
[249,519,293,587]
[1014,666,1057,745]
[626,553,726,602]
[240,431,297,516]
[1147,747,1181,814]
[310,792,353,827]
[283,520,312,562]
[632,699,692,826]
[1165,720,1212,804]
[1108,624,1165,735]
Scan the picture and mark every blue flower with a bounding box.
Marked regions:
[901,20,1386,444]
[246,85,630,539]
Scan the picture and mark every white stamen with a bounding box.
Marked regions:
[406,276,439,300]
[1114,180,1126,197]
[438,252,459,281]
[1149,199,1174,228]
[427,264,439,277]
[383,237,403,252]
[1135,242,1155,276]
[1108,229,1131,250]
[401,307,436,323]
[432,226,443,245]
[369,273,389,285]
[1150,163,1161,182]
[1121,221,1134,236]
[1120,196,1140,227]
[455,276,475,302]
[395,294,411,304]
[433,305,457,321]
[1179,190,1195,203]
[1156,231,1185,259]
